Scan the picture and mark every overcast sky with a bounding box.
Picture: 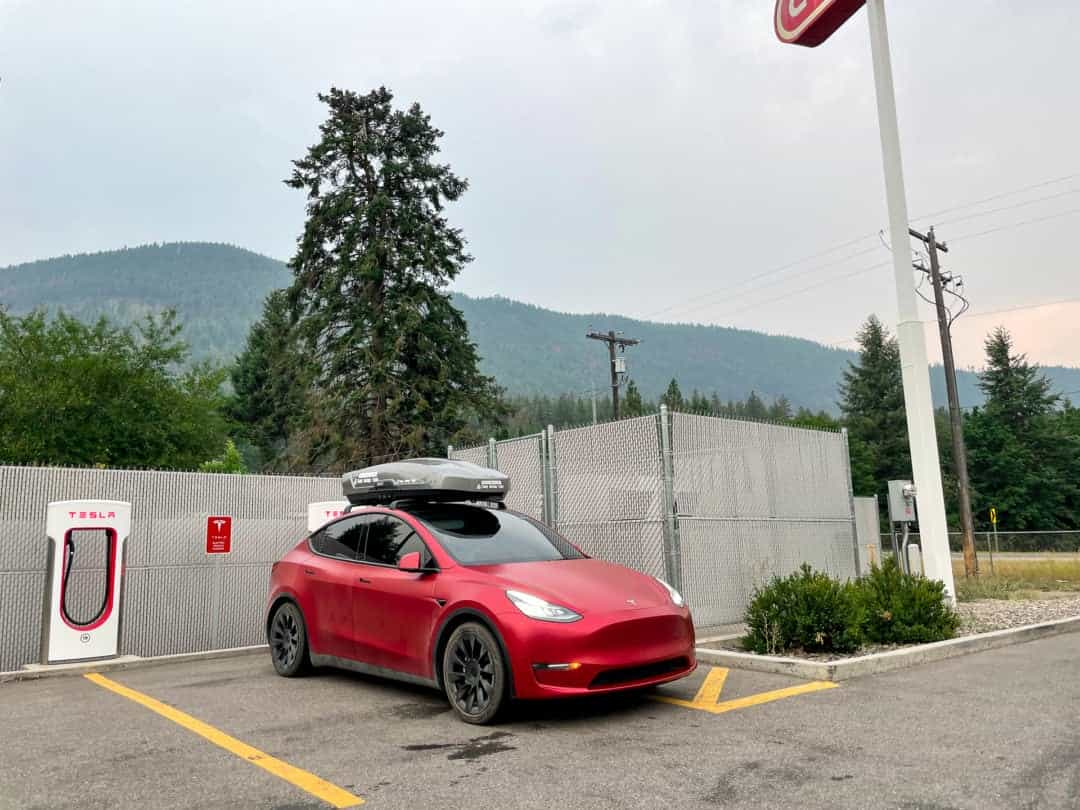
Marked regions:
[2,0,1077,370]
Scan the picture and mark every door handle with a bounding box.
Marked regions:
[356,576,371,584]
[303,568,316,575]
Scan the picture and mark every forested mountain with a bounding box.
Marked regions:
[0,243,290,362]
[4,242,1079,412]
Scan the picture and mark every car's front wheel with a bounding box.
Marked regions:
[442,622,507,724]
[269,601,311,677]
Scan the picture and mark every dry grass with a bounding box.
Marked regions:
[953,557,1080,602]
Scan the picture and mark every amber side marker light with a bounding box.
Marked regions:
[532,662,582,671]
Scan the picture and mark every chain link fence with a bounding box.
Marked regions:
[885,531,1080,555]
[453,409,859,627]
[551,416,668,581]
[0,415,859,672]
[671,413,858,627]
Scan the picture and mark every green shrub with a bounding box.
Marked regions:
[858,557,960,644]
[743,564,864,655]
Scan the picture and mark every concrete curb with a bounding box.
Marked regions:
[695,614,1080,681]
[0,645,267,684]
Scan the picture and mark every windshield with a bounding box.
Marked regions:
[404,503,585,566]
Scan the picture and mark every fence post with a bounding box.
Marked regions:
[447,444,453,459]
[542,425,558,529]
[840,428,861,578]
[487,438,498,469]
[659,406,683,592]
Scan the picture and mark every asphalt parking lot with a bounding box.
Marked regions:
[2,633,1079,810]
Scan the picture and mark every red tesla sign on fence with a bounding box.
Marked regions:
[775,0,865,47]
[206,516,232,554]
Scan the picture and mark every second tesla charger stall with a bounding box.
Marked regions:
[266,458,696,723]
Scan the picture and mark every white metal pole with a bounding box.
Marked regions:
[865,0,956,601]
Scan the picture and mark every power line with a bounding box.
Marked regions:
[644,235,880,320]
[682,209,1080,324]
[650,243,884,321]
[938,188,1080,228]
[911,170,1080,222]
[952,207,1080,242]
[692,260,892,324]
[639,169,1080,326]
[951,297,1080,321]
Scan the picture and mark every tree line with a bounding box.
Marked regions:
[839,315,1080,535]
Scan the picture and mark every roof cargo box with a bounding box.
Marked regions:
[342,458,509,506]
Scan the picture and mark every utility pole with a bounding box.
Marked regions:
[910,225,978,579]
[586,330,639,420]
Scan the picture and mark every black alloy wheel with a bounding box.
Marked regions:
[269,602,310,677]
[443,622,507,724]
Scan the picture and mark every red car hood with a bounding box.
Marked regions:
[472,558,670,614]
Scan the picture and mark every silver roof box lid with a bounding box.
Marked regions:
[341,458,509,506]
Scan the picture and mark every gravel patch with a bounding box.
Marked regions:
[957,595,1080,635]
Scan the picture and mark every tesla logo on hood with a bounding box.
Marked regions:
[626,599,637,606]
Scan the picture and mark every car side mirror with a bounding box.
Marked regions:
[397,551,424,572]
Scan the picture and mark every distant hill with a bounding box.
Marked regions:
[0,243,290,363]
[3,242,1079,412]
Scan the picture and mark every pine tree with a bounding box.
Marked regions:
[623,380,645,417]
[744,390,768,420]
[768,395,793,421]
[230,290,310,469]
[978,327,1058,429]
[965,328,1079,533]
[838,315,909,499]
[281,87,499,468]
[660,378,684,410]
[688,390,710,413]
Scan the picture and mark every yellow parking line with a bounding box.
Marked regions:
[707,680,838,713]
[691,666,728,705]
[652,666,838,714]
[84,673,363,808]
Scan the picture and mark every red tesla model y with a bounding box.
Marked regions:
[266,459,696,723]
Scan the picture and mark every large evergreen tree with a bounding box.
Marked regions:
[838,315,908,499]
[271,87,498,468]
[965,328,1079,532]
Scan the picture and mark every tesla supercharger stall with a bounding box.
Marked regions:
[41,499,131,664]
[307,500,349,533]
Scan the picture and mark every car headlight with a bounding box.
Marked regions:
[505,590,582,623]
[655,578,685,608]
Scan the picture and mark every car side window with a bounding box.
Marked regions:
[310,516,365,561]
[360,515,433,567]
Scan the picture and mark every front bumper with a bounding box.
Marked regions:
[498,605,697,699]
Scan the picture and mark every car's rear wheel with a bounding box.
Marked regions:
[269,601,310,677]
[442,622,507,724]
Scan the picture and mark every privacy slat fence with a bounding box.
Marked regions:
[452,408,859,628]
[0,409,857,672]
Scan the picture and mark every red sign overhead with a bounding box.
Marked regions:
[775,0,865,47]
[206,515,232,554]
